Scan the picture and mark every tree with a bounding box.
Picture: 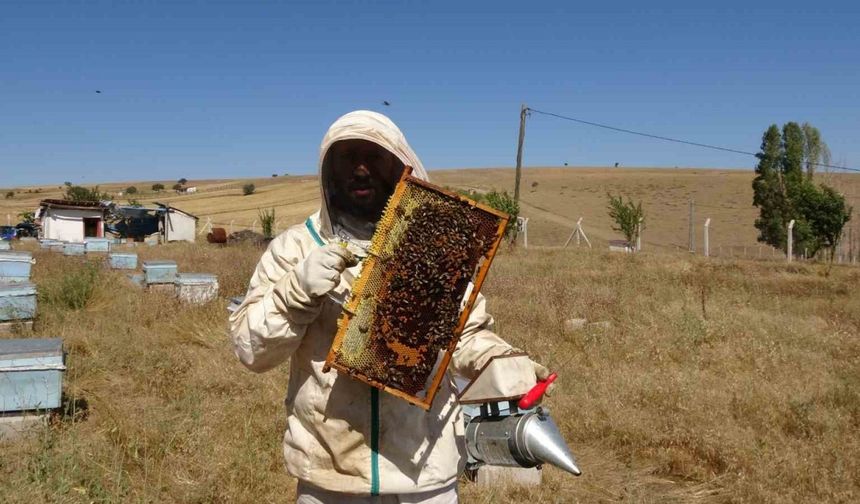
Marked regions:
[801,122,831,180]
[4,191,13,199]
[607,193,644,244]
[752,122,851,259]
[178,178,188,185]
[753,125,787,247]
[243,183,256,196]
[65,185,109,202]
[125,186,138,195]
[172,183,183,191]
[152,183,165,192]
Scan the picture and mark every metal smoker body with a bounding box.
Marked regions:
[459,355,581,476]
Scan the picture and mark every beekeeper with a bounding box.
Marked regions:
[229,110,554,503]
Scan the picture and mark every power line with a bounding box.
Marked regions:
[527,107,860,173]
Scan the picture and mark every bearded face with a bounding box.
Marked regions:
[327,139,405,222]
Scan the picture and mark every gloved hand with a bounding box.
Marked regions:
[295,243,358,299]
[532,360,556,397]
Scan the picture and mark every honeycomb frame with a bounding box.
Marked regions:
[323,166,509,410]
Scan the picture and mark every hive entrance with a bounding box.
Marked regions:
[324,167,509,409]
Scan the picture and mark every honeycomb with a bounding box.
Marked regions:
[324,170,508,409]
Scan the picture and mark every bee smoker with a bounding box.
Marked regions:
[459,355,581,476]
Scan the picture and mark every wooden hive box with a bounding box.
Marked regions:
[109,252,138,270]
[0,252,34,283]
[0,282,36,322]
[0,338,65,413]
[142,260,177,284]
[84,237,112,253]
[175,273,219,304]
[63,242,86,256]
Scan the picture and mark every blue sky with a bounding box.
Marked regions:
[2,1,858,186]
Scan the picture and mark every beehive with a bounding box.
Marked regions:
[0,282,37,322]
[84,237,112,253]
[142,260,177,284]
[0,338,65,413]
[324,167,509,409]
[0,252,34,282]
[39,239,61,250]
[0,241,10,251]
[109,252,138,270]
[175,273,219,304]
[63,242,85,256]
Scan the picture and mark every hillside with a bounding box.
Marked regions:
[4,167,859,256]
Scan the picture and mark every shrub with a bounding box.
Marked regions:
[258,208,276,239]
[152,183,165,192]
[125,186,138,195]
[172,183,183,191]
[484,190,520,238]
[39,263,100,310]
[243,183,256,196]
[178,178,188,185]
[607,192,645,244]
[4,191,13,199]
[64,185,110,202]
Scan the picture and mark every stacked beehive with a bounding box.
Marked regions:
[0,251,36,333]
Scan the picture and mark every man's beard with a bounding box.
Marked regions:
[330,182,392,223]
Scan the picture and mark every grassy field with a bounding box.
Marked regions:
[0,238,858,503]
[3,167,859,255]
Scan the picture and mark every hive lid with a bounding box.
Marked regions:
[175,273,217,284]
[0,251,33,263]
[0,281,36,296]
[0,338,62,359]
[110,252,137,257]
[84,237,111,242]
[143,260,177,268]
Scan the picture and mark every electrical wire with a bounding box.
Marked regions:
[527,107,860,174]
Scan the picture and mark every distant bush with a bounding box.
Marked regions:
[243,183,256,196]
[39,263,100,310]
[125,186,138,195]
[271,174,278,178]
[4,191,13,199]
[178,178,188,185]
[152,183,165,192]
[172,183,183,191]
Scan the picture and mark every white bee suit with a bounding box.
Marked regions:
[229,110,523,498]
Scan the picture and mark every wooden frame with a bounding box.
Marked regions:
[324,167,510,410]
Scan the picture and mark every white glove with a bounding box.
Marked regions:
[532,360,556,397]
[295,243,358,299]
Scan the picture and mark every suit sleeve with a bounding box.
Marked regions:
[449,287,515,380]
[228,229,324,373]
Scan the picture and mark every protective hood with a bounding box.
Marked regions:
[318,110,429,239]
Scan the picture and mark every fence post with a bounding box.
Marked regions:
[229,220,234,235]
[703,218,711,257]
[787,219,795,262]
[636,218,643,252]
[252,219,258,234]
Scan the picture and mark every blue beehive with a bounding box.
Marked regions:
[40,239,60,249]
[0,252,34,282]
[84,237,112,253]
[0,241,10,251]
[63,242,86,256]
[0,282,37,322]
[0,338,65,413]
[142,260,177,284]
[109,252,138,270]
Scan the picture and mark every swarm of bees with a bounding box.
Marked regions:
[356,198,496,394]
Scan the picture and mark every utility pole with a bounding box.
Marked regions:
[688,199,695,253]
[514,104,528,203]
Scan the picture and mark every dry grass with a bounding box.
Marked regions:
[0,240,857,503]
